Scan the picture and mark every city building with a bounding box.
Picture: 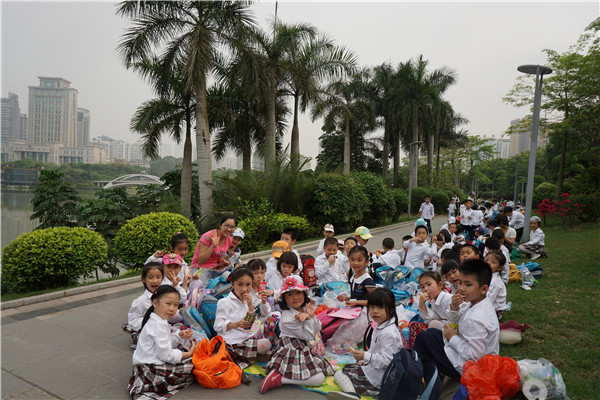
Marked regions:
[27,77,78,147]
[19,113,28,141]
[77,107,90,147]
[508,118,548,156]
[1,93,21,146]
[213,150,243,170]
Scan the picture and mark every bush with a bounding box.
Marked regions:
[1,227,107,293]
[392,188,409,220]
[409,186,449,216]
[409,187,430,214]
[238,213,317,252]
[352,172,396,225]
[571,193,600,222]
[113,212,199,270]
[310,173,369,233]
[533,182,557,210]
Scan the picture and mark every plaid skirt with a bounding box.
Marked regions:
[265,336,334,381]
[226,338,259,370]
[521,244,544,253]
[127,360,194,400]
[342,363,379,396]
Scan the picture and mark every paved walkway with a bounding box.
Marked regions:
[1,219,453,400]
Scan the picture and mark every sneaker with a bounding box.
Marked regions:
[327,392,360,400]
[531,253,541,260]
[259,369,282,394]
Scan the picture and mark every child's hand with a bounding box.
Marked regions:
[356,360,364,366]
[345,300,358,307]
[443,323,458,340]
[295,313,309,322]
[328,254,335,265]
[168,270,181,287]
[153,249,167,258]
[260,292,268,304]
[420,291,430,304]
[243,293,253,311]
[451,292,464,310]
[179,328,193,340]
[182,272,192,290]
[181,339,198,359]
[349,347,365,361]
[337,293,348,302]
[306,299,316,317]
[263,289,274,297]
[236,320,252,329]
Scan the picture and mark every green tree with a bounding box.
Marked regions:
[30,170,81,229]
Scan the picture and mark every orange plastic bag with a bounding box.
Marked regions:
[461,354,520,400]
[192,335,242,389]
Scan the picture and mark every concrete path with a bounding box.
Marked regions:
[2,219,458,400]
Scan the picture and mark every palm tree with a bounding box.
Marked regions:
[116,1,254,218]
[129,57,195,215]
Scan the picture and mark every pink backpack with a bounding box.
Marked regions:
[317,307,346,342]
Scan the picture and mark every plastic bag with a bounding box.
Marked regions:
[322,289,349,308]
[519,263,537,287]
[461,354,520,400]
[517,358,569,400]
[326,308,369,353]
[396,304,417,322]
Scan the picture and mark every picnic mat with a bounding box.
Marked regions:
[243,350,375,399]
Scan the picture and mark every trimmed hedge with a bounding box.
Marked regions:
[1,227,107,292]
[238,213,317,252]
[352,171,396,226]
[392,188,409,220]
[113,212,198,270]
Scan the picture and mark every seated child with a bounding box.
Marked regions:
[518,216,545,260]
[281,228,303,271]
[431,231,453,270]
[146,232,191,278]
[491,229,511,283]
[485,236,509,283]
[266,251,302,298]
[245,259,272,321]
[161,253,191,306]
[418,271,452,330]
[328,288,402,399]
[124,262,164,350]
[413,259,499,380]
[260,278,334,394]
[372,237,402,268]
[316,224,335,255]
[459,243,481,263]
[265,240,290,282]
[402,225,436,270]
[341,236,358,272]
[395,235,413,264]
[128,285,197,399]
[214,268,272,369]
[339,245,376,307]
[315,237,348,284]
[484,251,507,318]
[441,259,460,294]
[227,228,244,269]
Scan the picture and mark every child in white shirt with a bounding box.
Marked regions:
[128,285,197,399]
[419,195,435,235]
[518,216,545,260]
[281,228,304,272]
[403,226,436,269]
[484,251,507,318]
[266,251,302,298]
[418,271,453,330]
[316,224,335,255]
[448,199,457,217]
[145,232,191,278]
[373,237,402,267]
[265,240,290,282]
[160,253,191,305]
[315,237,348,284]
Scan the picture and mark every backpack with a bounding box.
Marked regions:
[199,295,219,337]
[300,254,318,287]
[181,305,212,339]
[406,267,426,284]
[316,307,346,342]
[192,335,242,389]
[379,348,441,400]
[320,281,350,294]
[206,276,232,299]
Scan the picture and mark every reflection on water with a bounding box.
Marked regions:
[1,190,38,249]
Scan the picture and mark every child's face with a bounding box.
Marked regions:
[415,228,428,242]
[152,292,180,320]
[173,242,189,258]
[349,252,368,274]
[460,247,479,263]
[142,268,163,293]
[368,305,388,325]
[324,244,338,259]
[451,199,455,204]
[434,236,444,246]
[356,236,368,246]
[280,262,295,277]
[420,276,443,299]
[324,230,334,238]
[465,201,472,209]
[449,224,457,234]
[280,233,296,247]
[443,268,459,285]
[163,263,181,280]
[457,272,488,304]
[484,254,501,273]
[344,240,357,254]
[232,275,253,299]
[231,236,242,247]
[530,221,540,230]
[252,268,266,284]
[425,197,431,203]
[284,290,306,311]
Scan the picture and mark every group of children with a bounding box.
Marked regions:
[124,207,545,400]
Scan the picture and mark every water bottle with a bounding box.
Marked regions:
[401,327,410,348]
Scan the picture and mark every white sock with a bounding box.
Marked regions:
[281,372,325,386]
[257,338,271,354]
[334,370,356,393]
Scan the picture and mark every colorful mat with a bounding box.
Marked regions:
[244,350,375,399]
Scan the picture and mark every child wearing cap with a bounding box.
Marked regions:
[260,277,334,394]
[316,224,335,255]
[265,240,291,282]
[161,253,191,304]
[517,216,545,260]
[145,232,191,279]
[227,228,244,269]
[354,226,373,246]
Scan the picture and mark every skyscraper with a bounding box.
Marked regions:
[1,93,21,146]
[77,107,91,146]
[27,77,78,147]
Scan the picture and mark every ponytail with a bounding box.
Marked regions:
[140,285,180,330]
[140,305,155,330]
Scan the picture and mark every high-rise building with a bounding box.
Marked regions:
[27,77,78,147]
[508,118,548,156]
[77,107,90,146]
[1,93,21,146]
[19,113,28,141]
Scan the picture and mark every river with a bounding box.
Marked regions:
[1,190,38,249]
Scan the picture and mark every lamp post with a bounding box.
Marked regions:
[517,64,552,241]
[407,140,423,218]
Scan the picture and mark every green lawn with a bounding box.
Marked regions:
[500,220,599,399]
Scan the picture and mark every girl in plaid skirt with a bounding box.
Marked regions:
[128,285,198,400]
[260,278,334,394]
[327,288,402,400]
[517,216,545,260]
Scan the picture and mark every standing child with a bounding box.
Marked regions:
[260,278,335,394]
[484,251,507,318]
[419,195,435,235]
[281,228,303,271]
[327,288,402,399]
[316,224,335,255]
[448,198,457,218]
[214,268,272,369]
[403,225,436,270]
[124,263,164,350]
[315,237,348,284]
[128,285,198,399]
[518,216,545,260]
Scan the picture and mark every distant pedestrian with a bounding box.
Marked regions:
[419,195,435,235]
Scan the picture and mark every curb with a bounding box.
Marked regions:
[1,220,418,310]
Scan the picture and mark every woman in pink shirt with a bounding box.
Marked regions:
[191,215,236,283]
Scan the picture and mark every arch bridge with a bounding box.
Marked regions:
[103,174,164,189]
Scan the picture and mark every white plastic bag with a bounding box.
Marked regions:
[518,264,537,287]
[326,308,369,353]
[518,358,569,400]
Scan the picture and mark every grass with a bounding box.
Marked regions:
[499,219,599,399]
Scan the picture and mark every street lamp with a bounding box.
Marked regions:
[407,140,423,218]
[517,64,552,241]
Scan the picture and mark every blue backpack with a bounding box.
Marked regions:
[199,295,219,337]
[181,305,211,339]
[319,281,350,294]
[379,348,441,400]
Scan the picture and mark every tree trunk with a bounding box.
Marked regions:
[180,112,193,216]
[264,88,277,173]
[435,137,441,186]
[290,94,300,158]
[382,126,389,180]
[343,116,351,175]
[242,133,251,171]
[393,130,400,186]
[555,128,568,198]
[195,76,214,218]
[410,104,419,188]
[427,130,434,186]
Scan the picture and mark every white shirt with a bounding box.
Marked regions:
[214,291,257,345]
[402,240,436,270]
[316,238,326,255]
[492,204,499,212]
[420,202,435,219]
[507,201,515,208]
[460,208,475,225]
[487,273,507,313]
[362,318,402,387]
[445,297,499,374]
[315,251,348,284]
[290,248,303,272]
[471,210,484,227]
[279,306,321,342]
[509,212,525,230]
[395,248,407,264]
[265,257,278,282]
[161,276,188,302]
[420,290,452,324]
[373,251,401,268]
[127,289,153,332]
[132,313,183,365]
[525,228,545,246]
[267,272,302,298]
[448,203,456,215]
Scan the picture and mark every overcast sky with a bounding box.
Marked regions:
[2,1,598,164]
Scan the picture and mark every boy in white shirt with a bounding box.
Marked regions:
[448,199,457,218]
[413,259,499,380]
[505,206,525,243]
[373,238,401,268]
[281,228,303,272]
[316,224,335,255]
[419,195,435,235]
[403,226,436,270]
[315,237,348,284]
